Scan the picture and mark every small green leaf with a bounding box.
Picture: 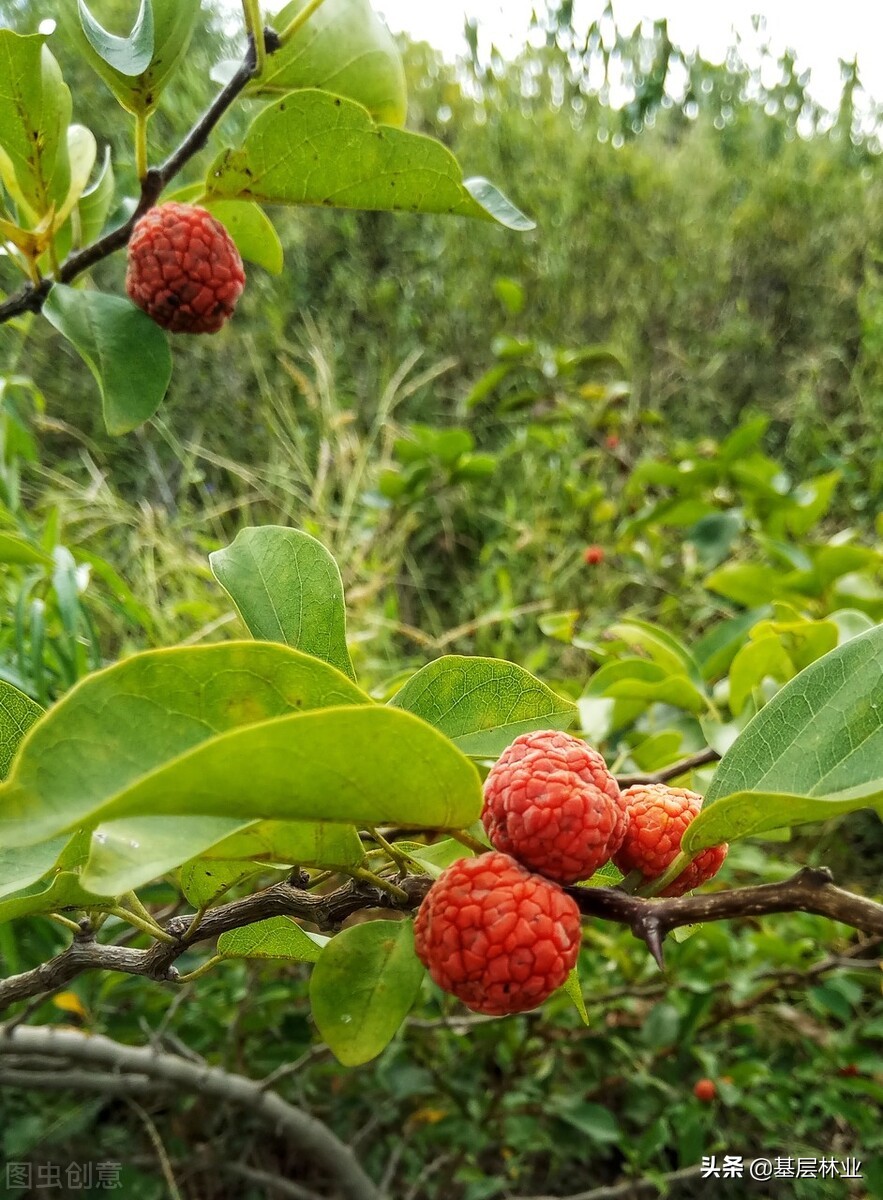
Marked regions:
[206,90,534,230]
[43,284,172,435]
[78,0,154,76]
[310,920,424,1065]
[390,655,576,756]
[219,916,326,963]
[556,1101,620,1143]
[180,858,265,907]
[562,967,589,1026]
[0,534,52,566]
[210,526,354,679]
[263,0,407,126]
[75,146,115,246]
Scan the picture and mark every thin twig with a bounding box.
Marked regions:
[615,747,721,787]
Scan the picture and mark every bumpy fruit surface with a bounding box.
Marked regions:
[613,783,727,897]
[693,1078,716,1102]
[126,202,245,334]
[413,851,582,1016]
[482,730,624,884]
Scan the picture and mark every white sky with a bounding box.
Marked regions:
[366,0,883,109]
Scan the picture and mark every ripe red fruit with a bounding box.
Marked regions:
[613,783,727,897]
[604,434,620,450]
[126,202,245,334]
[413,851,582,1016]
[583,545,605,565]
[482,730,625,884]
[693,1078,716,1102]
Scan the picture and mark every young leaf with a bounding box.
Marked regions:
[210,526,355,680]
[262,0,408,126]
[390,655,576,756]
[75,146,115,247]
[683,625,883,851]
[205,90,534,231]
[0,837,70,902]
[310,921,425,1065]
[180,858,265,907]
[0,31,72,221]
[42,285,172,436]
[77,0,155,77]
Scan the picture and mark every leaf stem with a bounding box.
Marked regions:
[241,0,266,76]
[349,867,409,903]
[135,111,149,181]
[368,828,420,874]
[448,829,488,856]
[48,913,84,935]
[636,851,692,897]
[109,906,176,944]
[177,955,223,983]
[278,0,329,44]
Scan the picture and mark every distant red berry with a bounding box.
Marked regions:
[605,434,620,450]
[838,1064,860,1077]
[693,1078,716,1102]
[482,730,625,884]
[583,545,605,565]
[613,784,727,897]
[126,202,245,334]
[413,851,582,1015]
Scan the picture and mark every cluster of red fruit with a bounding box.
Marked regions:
[126,202,246,335]
[414,730,728,1016]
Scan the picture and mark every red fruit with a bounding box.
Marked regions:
[126,202,245,334]
[605,434,620,450]
[613,783,727,897]
[482,730,625,884]
[583,545,605,565]
[693,1078,716,1102]
[838,1064,860,1077]
[413,851,582,1016]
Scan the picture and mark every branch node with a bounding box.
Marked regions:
[263,26,282,54]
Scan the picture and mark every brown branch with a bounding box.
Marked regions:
[0,868,880,1016]
[0,1026,380,1200]
[568,867,883,966]
[0,28,279,327]
[615,747,721,787]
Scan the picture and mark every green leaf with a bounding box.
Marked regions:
[75,146,115,247]
[390,655,576,756]
[167,185,284,273]
[0,680,42,782]
[556,1101,620,1144]
[605,620,701,680]
[310,920,424,1065]
[60,0,201,116]
[704,563,785,607]
[683,625,883,852]
[0,533,52,566]
[207,820,365,868]
[219,916,327,962]
[0,31,71,221]
[77,0,155,76]
[42,284,172,435]
[0,641,369,849]
[263,0,407,126]
[0,647,481,849]
[210,526,355,680]
[180,858,268,907]
[0,837,68,901]
[205,90,534,231]
[693,608,770,682]
[562,967,589,1026]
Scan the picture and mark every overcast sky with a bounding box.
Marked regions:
[366,0,883,110]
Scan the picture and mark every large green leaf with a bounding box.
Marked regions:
[0,649,481,849]
[262,0,407,126]
[60,0,201,116]
[0,831,104,924]
[0,641,369,849]
[43,285,172,435]
[210,526,354,679]
[684,625,883,852]
[310,920,424,1065]
[390,655,576,756]
[0,681,42,782]
[0,837,69,902]
[0,31,71,221]
[205,89,534,231]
